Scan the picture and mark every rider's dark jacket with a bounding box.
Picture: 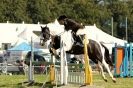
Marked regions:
[64,18,84,33]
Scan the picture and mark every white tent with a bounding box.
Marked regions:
[0,30,18,43]
[0,23,46,50]
[77,25,127,45]
[13,38,29,47]
[76,25,127,53]
[18,27,38,42]
[0,23,19,48]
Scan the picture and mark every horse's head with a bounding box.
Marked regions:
[40,26,50,46]
[40,25,61,60]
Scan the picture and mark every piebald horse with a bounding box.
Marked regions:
[40,20,116,83]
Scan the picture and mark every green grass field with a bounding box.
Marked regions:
[93,73,133,88]
[0,74,47,88]
[0,73,133,88]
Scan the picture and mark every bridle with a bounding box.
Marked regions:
[40,26,51,46]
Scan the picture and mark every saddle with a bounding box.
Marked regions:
[71,31,84,46]
[66,32,92,54]
[66,32,84,54]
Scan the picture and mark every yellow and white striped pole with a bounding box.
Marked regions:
[83,34,93,85]
[50,55,55,84]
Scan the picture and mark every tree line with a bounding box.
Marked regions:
[0,0,133,42]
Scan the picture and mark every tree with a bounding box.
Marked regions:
[108,1,130,39]
[0,0,31,23]
[0,0,132,41]
[27,0,60,24]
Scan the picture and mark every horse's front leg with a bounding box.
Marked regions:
[49,48,60,59]
[98,62,107,82]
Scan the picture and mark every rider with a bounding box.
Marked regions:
[57,15,85,52]
[57,15,85,33]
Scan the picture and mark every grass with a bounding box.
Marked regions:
[0,73,133,88]
[0,74,48,88]
[93,73,133,88]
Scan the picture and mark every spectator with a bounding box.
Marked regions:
[16,60,24,74]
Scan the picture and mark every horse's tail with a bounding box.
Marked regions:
[100,43,114,67]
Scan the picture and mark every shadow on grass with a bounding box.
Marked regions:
[0,84,24,88]
[0,84,8,87]
[17,81,63,88]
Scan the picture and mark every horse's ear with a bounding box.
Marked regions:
[40,26,43,31]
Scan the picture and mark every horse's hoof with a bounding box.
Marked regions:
[112,77,116,83]
[104,79,108,82]
[113,79,116,83]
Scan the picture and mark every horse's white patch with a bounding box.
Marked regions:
[61,30,74,51]
[46,20,74,51]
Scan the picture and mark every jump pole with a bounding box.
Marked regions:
[50,55,55,84]
[49,35,68,85]
[60,35,68,85]
[83,34,93,85]
[28,37,34,82]
[129,43,133,76]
